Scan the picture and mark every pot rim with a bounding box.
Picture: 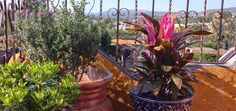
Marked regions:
[79,71,112,85]
[130,86,194,104]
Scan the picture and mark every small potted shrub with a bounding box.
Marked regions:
[14,0,112,110]
[124,13,212,111]
[0,62,80,111]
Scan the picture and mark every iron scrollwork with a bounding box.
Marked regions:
[107,1,130,61]
[107,7,130,21]
[85,0,95,16]
[177,10,198,19]
[49,0,60,11]
[107,7,130,30]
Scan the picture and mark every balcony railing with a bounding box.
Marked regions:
[0,0,235,64]
[0,0,235,111]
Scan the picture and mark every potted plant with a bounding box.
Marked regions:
[14,0,112,110]
[0,62,80,111]
[124,12,212,111]
[0,37,20,64]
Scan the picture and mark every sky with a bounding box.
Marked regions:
[84,0,236,13]
[0,0,235,13]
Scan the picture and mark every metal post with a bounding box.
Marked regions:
[65,0,68,11]
[116,0,120,62]
[200,0,207,62]
[217,0,224,62]
[47,0,49,12]
[11,0,16,61]
[135,0,138,23]
[4,0,8,63]
[169,0,172,14]
[152,0,155,18]
[11,0,15,32]
[65,0,67,8]
[100,0,103,20]
[185,0,190,29]
[134,0,138,45]
[18,0,21,10]
[11,0,15,21]
[22,0,26,9]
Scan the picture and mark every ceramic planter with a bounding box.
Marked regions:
[130,86,193,111]
[70,69,113,111]
[0,48,20,64]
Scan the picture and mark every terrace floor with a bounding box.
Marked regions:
[191,73,236,111]
[96,51,236,111]
[107,68,236,111]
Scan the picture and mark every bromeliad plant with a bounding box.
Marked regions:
[125,12,212,100]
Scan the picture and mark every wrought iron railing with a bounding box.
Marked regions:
[0,0,235,64]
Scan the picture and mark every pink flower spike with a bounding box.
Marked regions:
[160,12,175,40]
[164,20,175,40]
[161,13,169,26]
[141,18,156,45]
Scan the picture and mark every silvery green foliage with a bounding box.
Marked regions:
[15,0,100,74]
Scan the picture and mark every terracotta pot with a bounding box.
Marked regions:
[70,70,113,111]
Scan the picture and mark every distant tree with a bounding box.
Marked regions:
[100,23,112,53]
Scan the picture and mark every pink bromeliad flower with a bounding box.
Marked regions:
[125,12,195,47]
[160,12,176,40]
[141,18,156,45]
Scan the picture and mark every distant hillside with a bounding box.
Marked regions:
[199,7,236,16]
[91,7,236,19]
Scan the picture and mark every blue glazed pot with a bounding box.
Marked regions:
[130,86,193,111]
[0,48,20,64]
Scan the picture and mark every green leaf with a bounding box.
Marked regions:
[3,98,10,106]
[171,74,183,89]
